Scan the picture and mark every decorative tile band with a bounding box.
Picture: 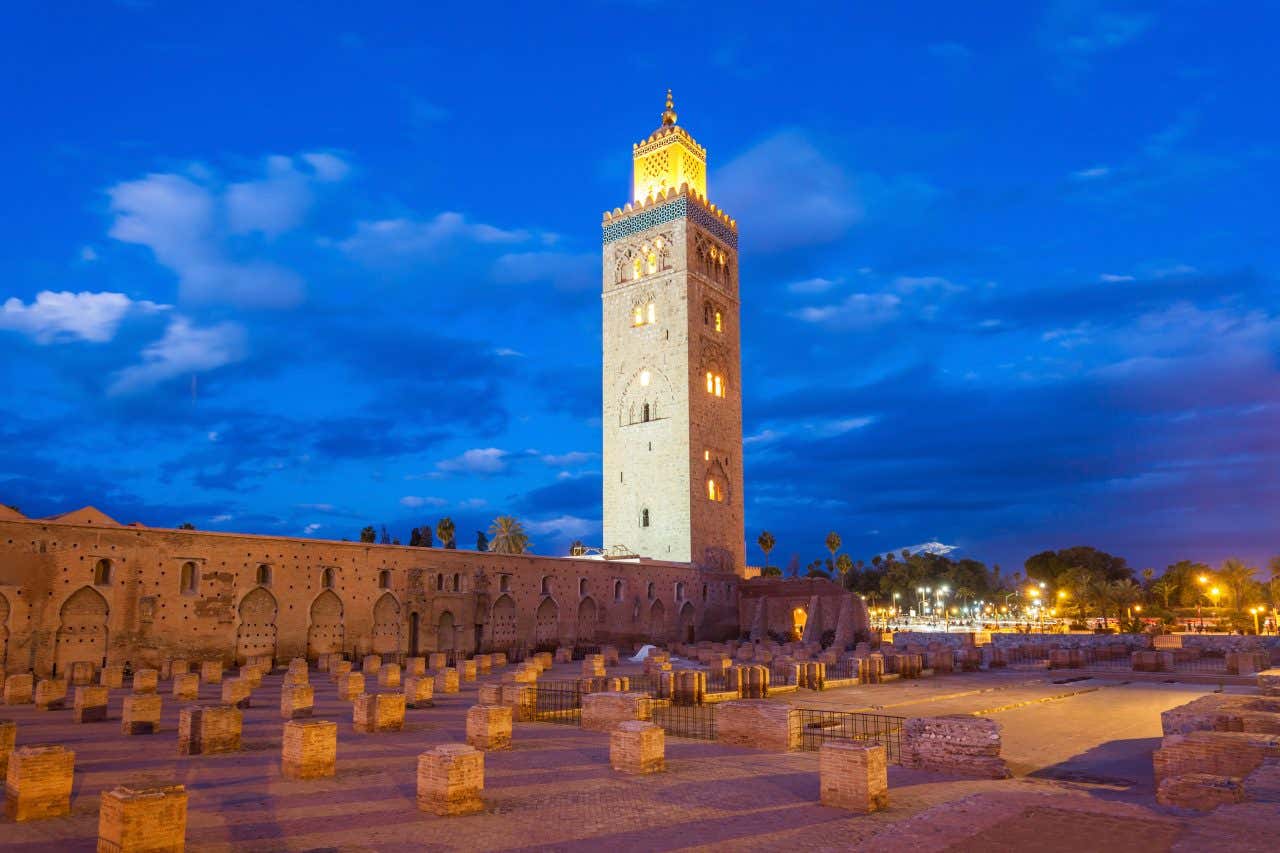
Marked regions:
[602,196,738,249]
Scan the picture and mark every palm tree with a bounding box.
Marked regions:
[1110,579,1143,626]
[757,531,776,567]
[488,515,531,555]
[435,517,456,549]
[1059,567,1095,624]
[1088,574,1115,628]
[835,553,853,581]
[825,532,841,563]
[1218,558,1258,612]
[1150,578,1178,610]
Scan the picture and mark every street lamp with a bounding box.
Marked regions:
[1249,607,1261,635]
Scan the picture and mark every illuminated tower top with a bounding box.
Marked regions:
[631,90,708,204]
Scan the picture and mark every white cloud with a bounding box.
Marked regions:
[494,347,525,358]
[457,498,488,509]
[303,523,322,535]
[338,213,528,264]
[786,277,840,294]
[0,290,168,343]
[108,316,248,395]
[436,447,509,475]
[744,429,782,445]
[893,275,963,294]
[539,451,594,467]
[107,152,344,308]
[1099,273,1134,282]
[492,251,596,291]
[210,513,233,523]
[400,495,447,508]
[717,132,863,252]
[1073,165,1110,180]
[790,292,902,329]
[80,246,98,262]
[524,515,600,539]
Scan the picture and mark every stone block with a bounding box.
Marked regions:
[172,673,199,701]
[477,684,502,705]
[610,720,664,774]
[435,668,460,694]
[198,661,221,685]
[378,663,401,688]
[221,678,251,709]
[238,665,262,689]
[581,655,605,678]
[1259,669,1280,697]
[337,672,366,701]
[177,705,242,755]
[406,657,426,677]
[820,741,889,813]
[282,719,337,780]
[74,686,110,723]
[428,653,447,671]
[601,646,620,667]
[460,660,477,682]
[474,654,491,674]
[4,745,74,821]
[533,652,553,671]
[466,705,512,751]
[717,700,800,751]
[581,692,656,732]
[97,784,187,853]
[902,715,1010,778]
[69,661,96,686]
[491,652,508,668]
[132,669,158,695]
[416,744,483,816]
[1156,772,1245,811]
[353,692,405,733]
[170,659,189,678]
[121,695,161,735]
[362,655,382,675]
[284,667,308,687]
[35,679,67,711]
[555,647,572,664]
[330,660,352,681]
[403,676,435,709]
[0,719,15,778]
[280,684,314,720]
[1153,730,1280,784]
[512,663,539,684]
[100,666,125,689]
[502,685,536,721]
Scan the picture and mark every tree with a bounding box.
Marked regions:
[825,532,841,562]
[1141,567,1154,586]
[761,565,782,577]
[1150,578,1178,610]
[757,531,776,567]
[359,525,376,543]
[420,525,434,547]
[1218,558,1259,612]
[177,522,196,530]
[436,517,456,549]
[476,531,489,552]
[1110,579,1143,624]
[1026,546,1132,588]
[835,553,854,579]
[488,516,530,555]
[408,528,421,547]
[379,525,391,545]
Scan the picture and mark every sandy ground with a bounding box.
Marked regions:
[0,664,1269,852]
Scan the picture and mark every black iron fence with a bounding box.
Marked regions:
[521,684,582,725]
[572,644,602,660]
[794,708,905,764]
[651,702,717,740]
[628,674,663,697]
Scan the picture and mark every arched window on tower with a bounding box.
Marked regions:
[379,570,391,589]
[676,582,685,601]
[322,567,335,589]
[93,558,112,586]
[452,573,460,592]
[541,576,551,595]
[579,578,587,597]
[256,564,271,586]
[641,508,650,528]
[642,403,650,423]
[436,573,444,591]
[646,582,655,601]
[614,580,623,602]
[180,561,199,595]
[647,301,656,324]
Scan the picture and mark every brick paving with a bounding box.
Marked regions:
[0,663,1255,851]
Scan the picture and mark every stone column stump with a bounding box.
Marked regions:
[554,648,572,664]
[581,692,655,732]
[178,705,242,755]
[97,784,187,853]
[35,680,67,711]
[820,741,888,813]
[4,745,74,821]
[716,700,800,752]
[428,653,447,671]
[378,663,401,688]
[533,652,553,671]
[69,661,96,687]
[0,719,16,778]
[132,669,158,695]
[100,666,125,689]
[477,684,502,705]
[353,692,405,733]
[221,678,251,709]
[172,674,199,701]
[330,660,353,682]
[474,654,491,675]
[74,686,110,723]
[281,684,314,720]
[199,661,222,685]
[170,659,189,678]
[491,653,508,668]
[465,705,512,751]
[416,744,483,816]
[121,695,161,735]
[435,668,460,694]
[282,719,337,780]
[362,655,382,675]
[460,660,477,682]
[239,665,263,689]
[406,657,426,677]
[581,655,605,678]
[337,672,366,702]
[610,721,664,774]
[404,676,435,709]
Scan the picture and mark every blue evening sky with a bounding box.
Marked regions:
[1,1,1276,572]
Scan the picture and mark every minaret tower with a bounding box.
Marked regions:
[601,91,745,573]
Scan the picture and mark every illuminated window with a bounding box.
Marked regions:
[647,302,656,324]
[714,311,722,332]
[640,370,651,387]
[646,250,658,274]
[707,479,724,502]
[641,508,650,527]
[714,375,723,397]
[632,258,643,280]
[706,372,725,397]
[703,449,709,461]
[633,305,644,325]
[706,371,713,393]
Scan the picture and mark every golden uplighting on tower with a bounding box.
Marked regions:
[632,88,708,204]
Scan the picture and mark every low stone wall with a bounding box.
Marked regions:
[1151,694,1280,811]
[580,692,655,732]
[886,631,1280,659]
[900,715,1010,779]
[1261,669,1280,697]
[1161,694,1280,736]
[715,700,799,752]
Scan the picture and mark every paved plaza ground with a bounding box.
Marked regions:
[1,663,1272,852]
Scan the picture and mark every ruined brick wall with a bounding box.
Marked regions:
[0,517,742,676]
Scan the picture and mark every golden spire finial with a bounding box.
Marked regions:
[661,88,677,126]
